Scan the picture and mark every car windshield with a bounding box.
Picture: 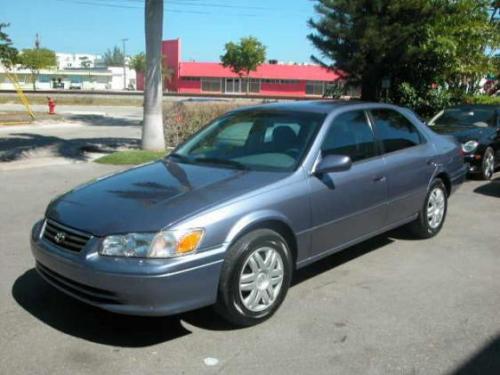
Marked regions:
[430,108,496,128]
[172,110,325,171]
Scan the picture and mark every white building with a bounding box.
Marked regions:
[56,52,103,70]
[0,65,136,91]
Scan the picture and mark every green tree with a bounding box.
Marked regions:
[435,0,499,94]
[130,52,174,87]
[103,46,125,66]
[308,0,454,101]
[309,1,500,102]
[221,36,266,93]
[130,52,146,73]
[19,48,56,90]
[0,23,18,68]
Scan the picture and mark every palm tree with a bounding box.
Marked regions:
[142,0,166,151]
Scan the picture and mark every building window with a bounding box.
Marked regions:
[262,79,299,84]
[306,81,325,96]
[201,78,222,92]
[245,78,260,93]
[183,77,200,81]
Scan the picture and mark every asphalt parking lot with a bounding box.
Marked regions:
[0,163,499,375]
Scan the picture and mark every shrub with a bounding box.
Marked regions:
[463,95,500,105]
[163,101,247,147]
[391,83,464,119]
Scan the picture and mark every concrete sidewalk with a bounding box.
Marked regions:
[0,105,142,170]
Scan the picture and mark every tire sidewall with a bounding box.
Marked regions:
[219,229,292,324]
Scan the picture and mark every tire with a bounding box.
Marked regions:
[215,229,293,326]
[480,147,495,180]
[406,179,448,239]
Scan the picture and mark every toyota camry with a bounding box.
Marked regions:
[31,101,466,326]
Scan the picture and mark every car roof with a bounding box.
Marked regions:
[230,100,401,115]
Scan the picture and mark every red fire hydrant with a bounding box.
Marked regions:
[47,97,56,115]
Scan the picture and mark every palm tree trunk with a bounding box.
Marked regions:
[142,0,166,151]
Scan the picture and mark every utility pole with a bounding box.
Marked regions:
[121,38,128,90]
[35,33,40,49]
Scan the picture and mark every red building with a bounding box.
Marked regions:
[138,39,343,98]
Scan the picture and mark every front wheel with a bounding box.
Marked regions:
[215,229,293,326]
[480,147,495,180]
[406,179,448,239]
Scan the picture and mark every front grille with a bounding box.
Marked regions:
[36,262,121,305]
[42,219,92,252]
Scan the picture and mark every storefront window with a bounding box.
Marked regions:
[201,78,222,92]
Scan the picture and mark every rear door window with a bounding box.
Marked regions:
[370,109,423,153]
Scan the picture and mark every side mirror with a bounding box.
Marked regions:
[314,154,352,175]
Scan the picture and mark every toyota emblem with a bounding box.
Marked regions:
[54,232,66,243]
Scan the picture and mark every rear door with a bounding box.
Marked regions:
[308,110,388,257]
[369,108,436,225]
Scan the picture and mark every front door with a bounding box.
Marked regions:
[225,78,241,94]
[309,110,388,257]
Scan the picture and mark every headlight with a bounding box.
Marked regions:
[100,228,204,258]
[461,140,479,154]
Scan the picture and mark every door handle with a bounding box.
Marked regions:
[373,175,386,182]
[427,159,437,166]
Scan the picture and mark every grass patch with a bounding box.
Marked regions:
[94,150,167,165]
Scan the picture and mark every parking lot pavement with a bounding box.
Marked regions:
[0,163,499,375]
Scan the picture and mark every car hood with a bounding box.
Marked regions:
[46,160,288,236]
[430,124,495,143]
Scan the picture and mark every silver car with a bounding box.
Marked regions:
[31,101,466,326]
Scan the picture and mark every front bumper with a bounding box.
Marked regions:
[464,153,482,174]
[30,222,225,316]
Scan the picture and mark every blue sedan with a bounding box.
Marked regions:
[31,101,466,326]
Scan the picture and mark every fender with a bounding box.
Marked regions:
[224,209,295,246]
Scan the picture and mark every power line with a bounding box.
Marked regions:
[54,0,211,15]
[54,0,306,17]
[90,0,275,11]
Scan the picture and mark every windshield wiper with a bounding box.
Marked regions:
[193,157,249,170]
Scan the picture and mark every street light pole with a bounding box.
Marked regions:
[121,38,128,90]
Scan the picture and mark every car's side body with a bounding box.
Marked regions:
[30,101,466,317]
[173,102,465,268]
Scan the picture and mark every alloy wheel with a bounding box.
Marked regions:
[239,246,284,312]
[483,150,495,179]
[427,187,446,229]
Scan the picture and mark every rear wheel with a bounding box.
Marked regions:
[215,229,292,326]
[406,179,447,239]
[480,147,495,180]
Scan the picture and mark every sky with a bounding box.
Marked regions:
[2,0,323,64]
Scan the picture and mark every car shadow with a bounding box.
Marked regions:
[12,269,191,347]
[12,233,394,347]
[473,177,500,198]
[292,234,393,286]
[450,334,500,374]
